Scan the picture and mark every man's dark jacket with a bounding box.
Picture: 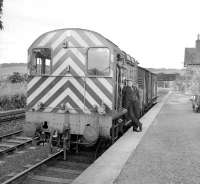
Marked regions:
[122,86,140,120]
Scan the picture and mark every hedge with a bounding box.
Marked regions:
[0,94,26,111]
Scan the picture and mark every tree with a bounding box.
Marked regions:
[0,0,3,30]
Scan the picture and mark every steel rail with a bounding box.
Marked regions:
[0,130,22,140]
[0,109,25,117]
[2,149,63,184]
[0,109,25,123]
[0,137,38,156]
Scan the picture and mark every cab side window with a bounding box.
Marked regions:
[87,48,110,76]
[31,48,51,75]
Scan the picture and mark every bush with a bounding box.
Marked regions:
[0,94,26,111]
[7,72,27,83]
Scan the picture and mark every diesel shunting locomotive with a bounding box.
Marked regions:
[25,28,157,147]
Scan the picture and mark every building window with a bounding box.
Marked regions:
[31,48,51,75]
[87,48,110,76]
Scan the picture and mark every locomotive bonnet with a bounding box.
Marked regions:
[25,28,157,144]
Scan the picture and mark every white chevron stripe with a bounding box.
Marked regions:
[32,78,70,109]
[71,31,89,47]
[53,49,66,66]
[67,88,85,110]
[37,32,57,47]
[27,58,71,104]
[86,78,112,108]
[84,31,104,46]
[42,76,98,112]
[53,42,85,66]
[98,78,113,94]
[67,57,85,76]
[66,103,77,113]
[28,76,41,91]
[69,46,86,65]
[44,88,86,112]
[44,88,69,112]
[70,78,99,106]
[51,30,69,50]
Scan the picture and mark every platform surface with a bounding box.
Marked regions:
[115,92,200,184]
[72,92,170,184]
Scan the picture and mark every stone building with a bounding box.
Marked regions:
[184,35,200,66]
[184,35,200,94]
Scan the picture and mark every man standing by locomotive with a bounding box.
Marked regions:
[122,80,142,132]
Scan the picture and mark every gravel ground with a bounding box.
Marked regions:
[115,92,200,184]
[0,119,25,136]
[0,144,59,183]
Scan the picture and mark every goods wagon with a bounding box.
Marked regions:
[25,28,157,147]
[138,67,157,114]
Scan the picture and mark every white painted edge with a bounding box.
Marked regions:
[72,92,171,184]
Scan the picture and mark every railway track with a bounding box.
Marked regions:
[0,109,25,123]
[2,149,95,184]
[0,130,37,156]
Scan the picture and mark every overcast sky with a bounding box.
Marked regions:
[0,0,200,68]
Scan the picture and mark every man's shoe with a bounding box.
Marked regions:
[133,128,141,132]
[133,128,138,132]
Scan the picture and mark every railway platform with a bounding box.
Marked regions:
[73,92,200,184]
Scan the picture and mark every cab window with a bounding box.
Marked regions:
[31,48,51,75]
[87,48,110,76]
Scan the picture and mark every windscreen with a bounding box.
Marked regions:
[30,48,51,75]
[87,48,110,76]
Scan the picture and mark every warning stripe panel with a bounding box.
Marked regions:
[52,96,81,113]
[28,77,113,112]
[91,78,112,100]
[27,77,63,109]
[44,88,86,113]
[86,78,112,109]
[27,29,115,113]
[53,40,86,67]
[28,77,46,97]
[53,50,85,75]
[71,30,89,47]
[33,78,69,109]
[42,80,85,111]
[27,58,73,104]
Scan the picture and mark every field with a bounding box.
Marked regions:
[0,82,26,97]
[0,65,27,80]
